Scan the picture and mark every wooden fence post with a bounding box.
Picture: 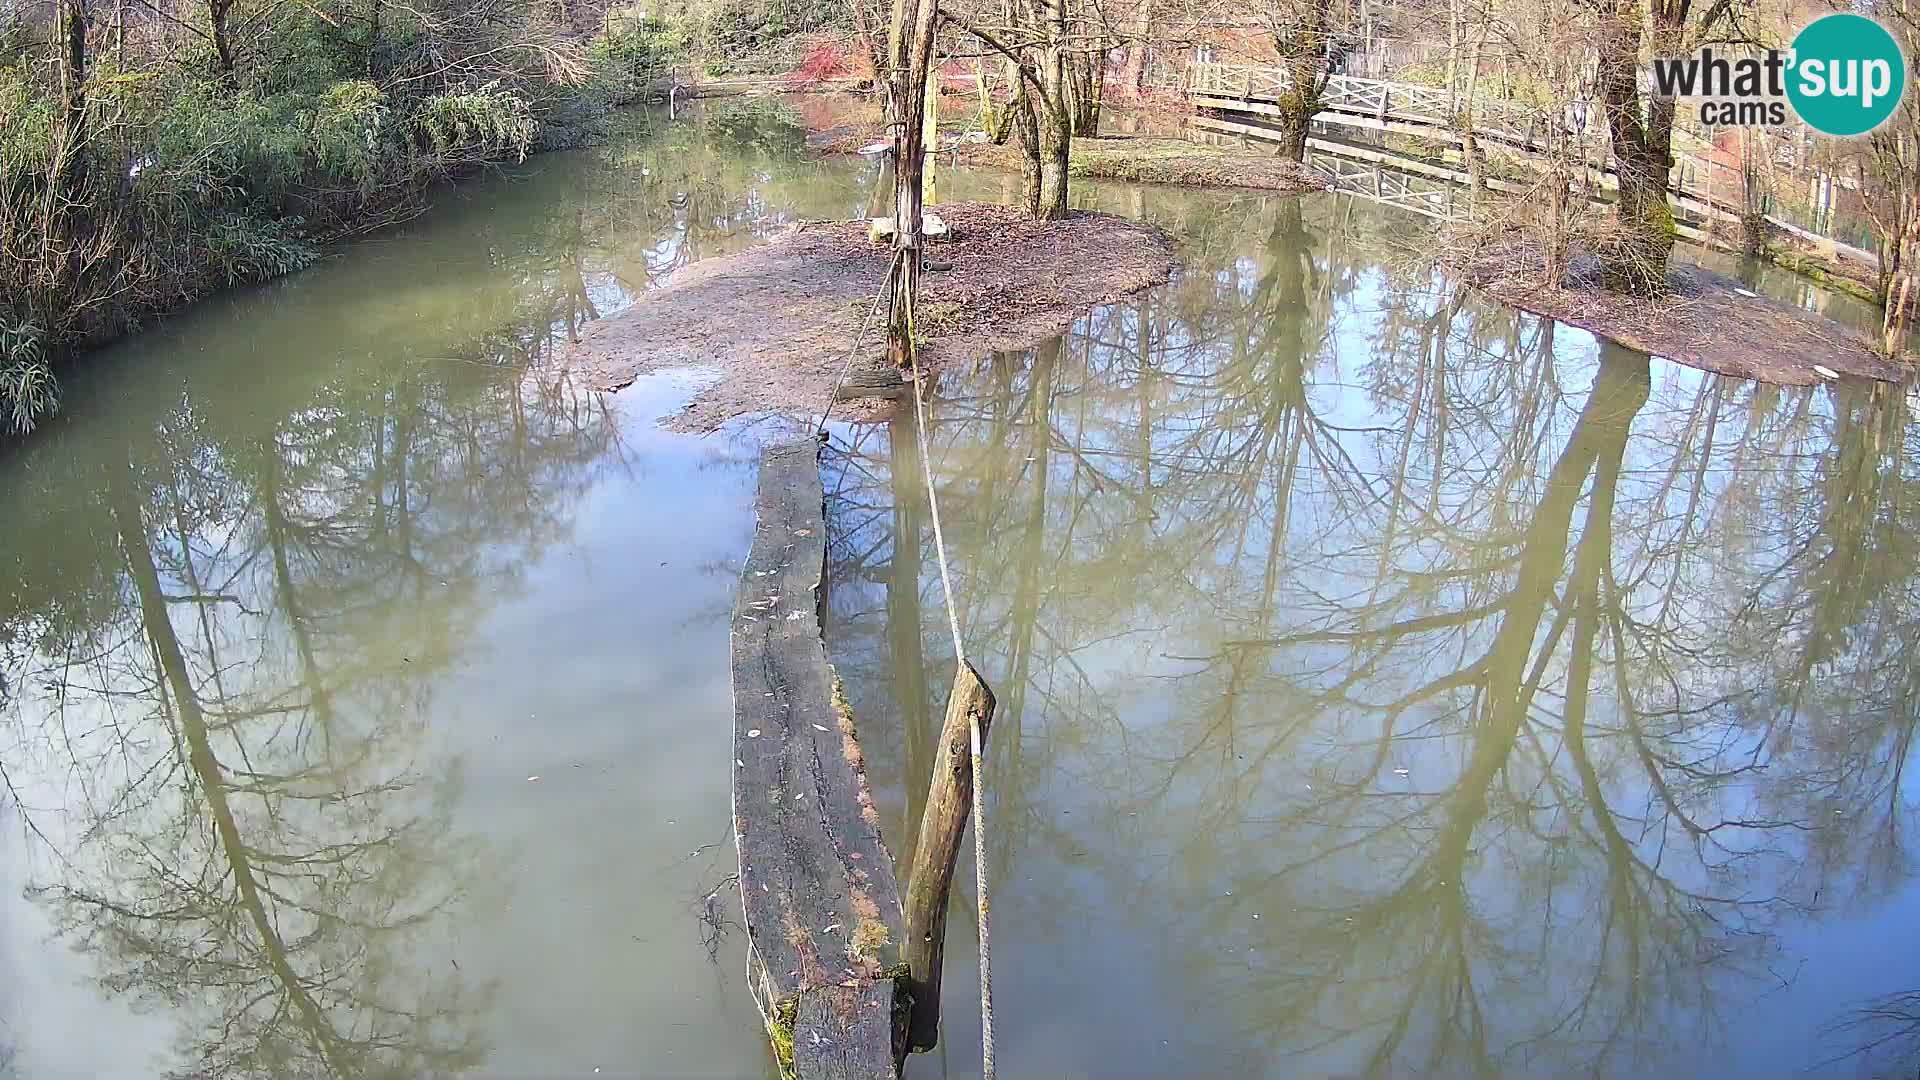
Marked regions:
[902,661,996,1053]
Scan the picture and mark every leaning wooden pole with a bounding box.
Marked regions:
[901,661,996,1052]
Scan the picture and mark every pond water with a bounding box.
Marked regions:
[827,196,1920,1078]
[0,104,863,1079]
[0,101,1914,1080]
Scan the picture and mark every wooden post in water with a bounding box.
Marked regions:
[902,660,996,1052]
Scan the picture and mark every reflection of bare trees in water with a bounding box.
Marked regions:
[825,191,1920,1076]
[0,804,13,1080]
[582,104,876,295]
[1,354,625,1078]
[1824,989,1920,1076]
[0,107,883,1077]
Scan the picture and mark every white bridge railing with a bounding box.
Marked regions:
[1189,60,1587,148]
[1188,60,1729,213]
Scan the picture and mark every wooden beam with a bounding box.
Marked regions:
[733,441,907,1080]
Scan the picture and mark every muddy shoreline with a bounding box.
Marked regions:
[1450,238,1912,386]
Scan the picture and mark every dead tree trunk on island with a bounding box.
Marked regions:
[888,0,939,367]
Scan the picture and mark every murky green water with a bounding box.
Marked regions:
[825,199,1920,1078]
[0,103,866,1079]
[2,101,1915,1079]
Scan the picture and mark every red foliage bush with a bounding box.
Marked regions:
[790,42,851,85]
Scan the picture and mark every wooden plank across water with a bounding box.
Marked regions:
[731,440,906,1080]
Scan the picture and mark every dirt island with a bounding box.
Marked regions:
[567,201,1178,428]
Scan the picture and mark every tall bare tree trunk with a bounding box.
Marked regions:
[37,0,95,334]
[1120,0,1149,93]
[852,0,886,88]
[1887,189,1919,356]
[1739,128,1772,256]
[55,0,88,156]
[210,0,238,83]
[1459,22,1486,207]
[1594,0,1676,295]
[1012,86,1042,214]
[1033,0,1071,217]
[887,0,938,364]
[1271,0,1333,162]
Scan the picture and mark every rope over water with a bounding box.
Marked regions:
[813,247,902,437]
[813,244,996,1080]
[905,305,995,1080]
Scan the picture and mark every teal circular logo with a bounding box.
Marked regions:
[1787,14,1907,137]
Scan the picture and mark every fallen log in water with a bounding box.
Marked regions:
[731,441,907,1079]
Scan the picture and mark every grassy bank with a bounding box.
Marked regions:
[0,0,781,435]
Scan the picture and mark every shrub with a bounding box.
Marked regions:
[207,214,318,284]
[413,85,538,170]
[0,0,603,437]
[591,7,689,98]
[0,322,53,435]
[789,42,849,85]
[311,80,391,193]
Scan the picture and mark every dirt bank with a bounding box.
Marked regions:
[567,202,1177,428]
[1451,238,1912,385]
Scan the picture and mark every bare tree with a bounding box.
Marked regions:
[1590,0,1751,293]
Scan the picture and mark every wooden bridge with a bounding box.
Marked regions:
[1187,60,1745,234]
[1267,131,1714,246]
[1191,60,1587,154]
